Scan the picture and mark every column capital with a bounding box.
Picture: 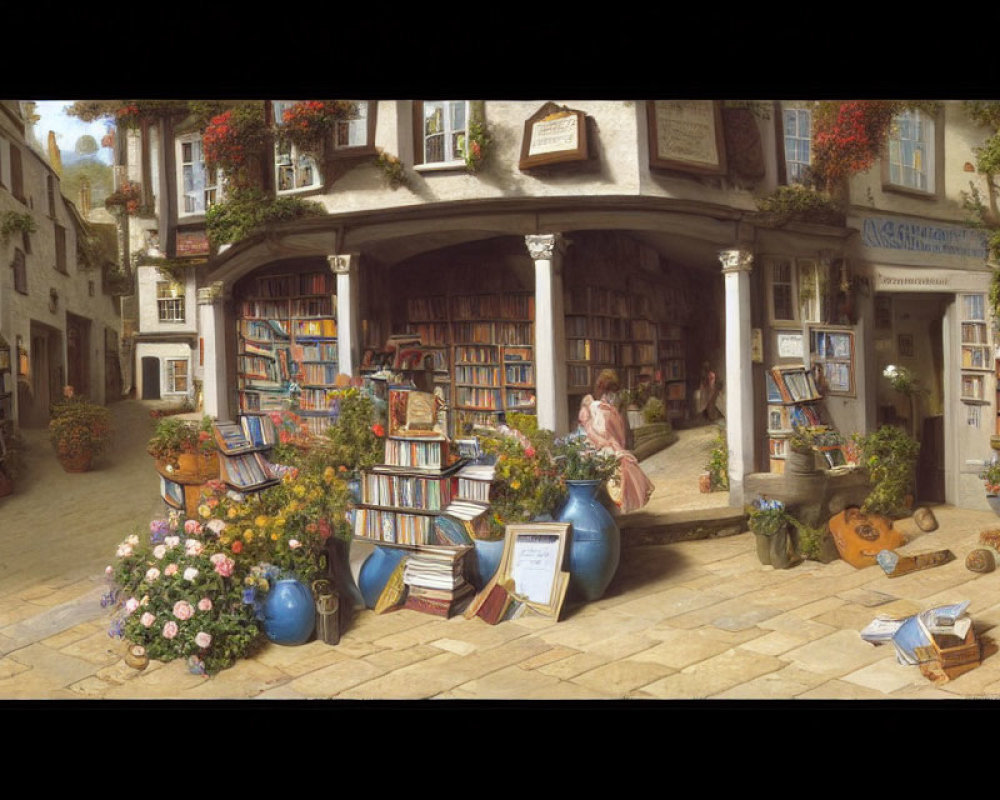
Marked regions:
[328,253,359,275]
[197,281,226,306]
[525,233,567,262]
[719,248,753,274]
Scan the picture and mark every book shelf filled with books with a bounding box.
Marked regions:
[396,291,535,436]
[353,387,479,617]
[765,363,829,474]
[564,285,627,395]
[658,323,687,420]
[235,269,338,435]
[623,293,658,391]
[213,416,281,494]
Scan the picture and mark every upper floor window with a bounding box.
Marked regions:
[766,257,825,325]
[417,101,469,168]
[783,108,811,184]
[156,281,185,323]
[177,135,220,216]
[886,109,934,194]
[0,135,6,189]
[46,174,56,217]
[9,144,24,204]
[334,101,374,152]
[272,101,321,193]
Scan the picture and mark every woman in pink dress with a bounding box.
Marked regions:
[578,370,654,514]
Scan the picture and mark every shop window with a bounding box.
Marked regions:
[177,135,220,216]
[766,257,826,324]
[272,101,322,193]
[885,108,935,194]
[783,107,811,184]
[156,281,185,323]
[414,100,469,169]
[166,358,189,394]
[11,248,26,294]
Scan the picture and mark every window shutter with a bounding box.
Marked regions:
[10,146,23,202]
[412,101,424,166]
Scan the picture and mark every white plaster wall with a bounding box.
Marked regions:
[135,341,193,400]
[136,265,197,334]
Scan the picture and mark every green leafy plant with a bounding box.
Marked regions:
[754,185,845,226]
[0,431,26,481]
[706,424,730,491]
[205,187,326,248]
[853,425,921,517]
[642,396,667,424]
[146,416,216,463]
[0,210,36,245]
[314,388,385,477]
[459,118,493,174]
[980,461,1000,495]
[374,149,408,189]
[49,399,113,459]
[789,425,818,454]
[746,497,789,536]
[787,516,829,561]
[553,434,620,483]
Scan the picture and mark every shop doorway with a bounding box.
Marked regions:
[873,292,947,504]
[141,357,161,400]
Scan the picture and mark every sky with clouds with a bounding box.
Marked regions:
[30,100,114,165]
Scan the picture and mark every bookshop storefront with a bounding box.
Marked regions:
[855,213,995,510]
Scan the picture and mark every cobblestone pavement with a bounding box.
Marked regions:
[2,406,999,702]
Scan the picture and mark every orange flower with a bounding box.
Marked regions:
[231,540,243,554]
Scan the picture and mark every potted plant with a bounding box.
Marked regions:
[146,416,219,483]
[49,398,113,472]
[853,425,921,518]
[703,424,729,492]
[747,496,795,569]
[317,388,385,497]
[0,431,25,496]
[552,434,622,601]
[980,460,1000,516]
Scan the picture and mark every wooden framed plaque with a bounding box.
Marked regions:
[519,103,588,170]
[646,100,727,175]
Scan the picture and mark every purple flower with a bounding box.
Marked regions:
[149,519,169,543]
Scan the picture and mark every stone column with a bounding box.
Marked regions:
[198,281,228,419]
[720,248,754,508]
[526,234,569,435]
[328,254,360,378]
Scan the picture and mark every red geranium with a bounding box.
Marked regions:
[371,424,385,438]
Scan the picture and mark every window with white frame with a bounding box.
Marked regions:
[156,281,185,323]
[887,109,934,193]
[272,101,321,193]
[334,101,371,151]
[166,358,189,394]
[766,258,825,324]
[783,108,811,184]
[420,101,469,167]
[177,135,220,216]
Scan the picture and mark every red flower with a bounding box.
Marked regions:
[231,540,243,554]
[371,424,385,438]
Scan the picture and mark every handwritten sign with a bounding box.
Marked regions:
[528,115,579,156]
[510,533,561,604]
[519,104,588,170]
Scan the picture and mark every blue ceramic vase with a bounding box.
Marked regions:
[470,538,506,590]
[358,545,408,609]
[263,578,316,646]
[557,480,621,602]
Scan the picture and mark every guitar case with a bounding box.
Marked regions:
[828,506,905,569]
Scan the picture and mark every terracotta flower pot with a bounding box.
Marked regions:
[169,451,220,483]
[58,451,93,473]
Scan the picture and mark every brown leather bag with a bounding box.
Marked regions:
[828,506,905,569]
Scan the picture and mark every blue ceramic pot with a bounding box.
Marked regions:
[470,538,506,590]
[263,578,316,646]
[358,545,408,609]
[557,480,621,602]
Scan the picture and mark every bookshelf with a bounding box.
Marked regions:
[565,286,627,395]
[623,294,658,391]
[213,416,281,493]
[236,269,339,436]
[765,363,824,474]
[960,294,991,409]
[657,323,687,420]
[398,291,535,436]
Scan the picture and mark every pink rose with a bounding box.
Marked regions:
[164,536,180,549]
[197,597,213,612]
[162,621,179,639]
[164,563,179,576]
[206,519,226,535]
[116,543,133,558]
[145,567,161,582]
[184,520,202,536]
[184,539,203,556]
[140,612,156,628]
[152,544,167,560]
[211,554,235,577]
[194,632,212,649]
[288,539,301,549]
[124,597,139,614]
[183,567,199,582]
[173,600,194,621]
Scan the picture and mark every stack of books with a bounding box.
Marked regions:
[213,420,280,493]
[402,545,474,618]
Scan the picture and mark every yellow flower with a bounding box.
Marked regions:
[293,485,306,497]
[286,501,299,514]
[243,529,254,542]
[227,507,238,519]
[511,480,521,490]
[275,517,286,527]
[323,466,335,483]
[270,532,280,541]
[255,515,269,528]
[198,504,212,519]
